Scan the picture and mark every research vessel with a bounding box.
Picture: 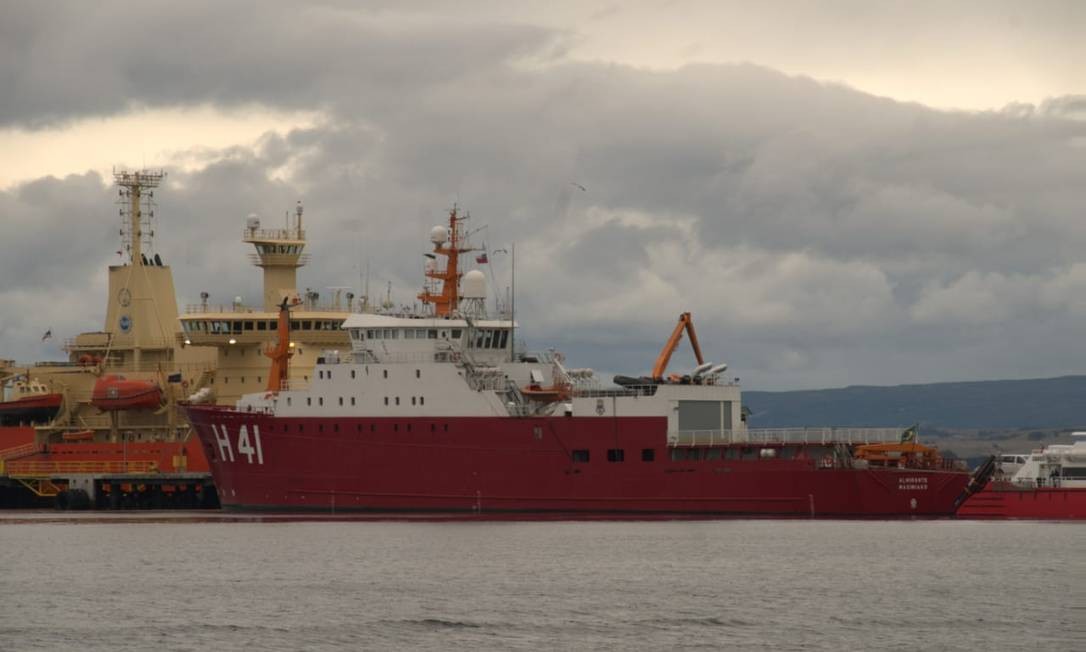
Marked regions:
[185,209,985,517]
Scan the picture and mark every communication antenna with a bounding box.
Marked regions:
[114,168,165,266]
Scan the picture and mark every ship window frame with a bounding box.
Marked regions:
[350,397,356,406]
[572,449,590,463]
[404,329,415,339]
[705,448,722,461]
[307,397,311,406]
[395,396,400,406]
[257,321,266,331]
[419,396,424,406]
[286,397,291,406]
[416,369,421,379]
[318,397,324,406]
[302,320,312,330]
[606,449,625,462]
[351,370,356,379]
[428,329,438,339]
[244,321,254,331]
[641,448,655,462]
[338,397,344,406]
[451,329,462,339]
[411,396,417,406]
[384,397,389,406]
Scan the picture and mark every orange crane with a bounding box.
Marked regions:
[264,298,294,393]
[651,312,705,382]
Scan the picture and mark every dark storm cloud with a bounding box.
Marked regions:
[0,0,561,128]
[3,2,1086,389]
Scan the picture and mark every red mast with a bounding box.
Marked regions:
[418,206,473,317]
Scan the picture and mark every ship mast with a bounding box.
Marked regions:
[244,201,308,310]
[115,169,164,267]
[418,206,476,316]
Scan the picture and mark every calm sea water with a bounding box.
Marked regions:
[0,513,1080,651]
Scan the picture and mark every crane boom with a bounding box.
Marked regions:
[651,312,705,381]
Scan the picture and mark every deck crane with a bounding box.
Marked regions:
[651,312,705,382]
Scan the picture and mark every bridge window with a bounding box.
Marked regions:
[395,397,400,406]
[351,370,356,379]
[419,396,424,406]
[306,397,311,406]
[416,369,421,379]
[338,397,343,406]
[350,397,356,406]
[318,397,324,406]
[607,449,625,462]
[411,397,416,406]
[572,450,590,463]
[641,448,655,462]
[451,329,462,338]
[384,397,389,406]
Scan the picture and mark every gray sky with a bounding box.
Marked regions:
[1,0,1085,390]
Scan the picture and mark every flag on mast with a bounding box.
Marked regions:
[41,329,52,342]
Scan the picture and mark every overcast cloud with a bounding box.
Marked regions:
[2,1,1085,390]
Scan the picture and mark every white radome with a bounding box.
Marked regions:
[462,269,487,299]
[430,225,449,245]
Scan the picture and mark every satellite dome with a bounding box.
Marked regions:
[430,225,449,245]
[462,269,487,299]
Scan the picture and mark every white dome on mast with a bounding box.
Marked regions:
[462,269,487,299]
[430,225,449,245]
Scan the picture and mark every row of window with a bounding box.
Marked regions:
[572,449,655,463]
[356,328,462,341]
[182,319,342,334]
[317,369,423,380]
[287,395,426,407]
[255,244,302,255]
[348,327,508,350]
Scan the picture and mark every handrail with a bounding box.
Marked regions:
[0,442,42,461]
[5,460,159,477]
[183,303,349,315]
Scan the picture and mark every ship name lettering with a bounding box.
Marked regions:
[898,476,928,491]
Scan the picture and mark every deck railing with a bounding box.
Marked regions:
[669,427,906,447]
[5,460,159,477]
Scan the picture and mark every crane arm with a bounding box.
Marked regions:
[651,312,705,380]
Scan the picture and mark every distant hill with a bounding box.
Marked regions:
[743,375,1086,430]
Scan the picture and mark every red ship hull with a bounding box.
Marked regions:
[956,482,1086,519]
[186,406,972,517]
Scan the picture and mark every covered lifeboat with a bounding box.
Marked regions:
[91,375,162,411]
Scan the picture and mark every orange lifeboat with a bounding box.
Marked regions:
[91,375,162,411]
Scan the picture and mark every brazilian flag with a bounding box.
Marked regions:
[900,424,918,443]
